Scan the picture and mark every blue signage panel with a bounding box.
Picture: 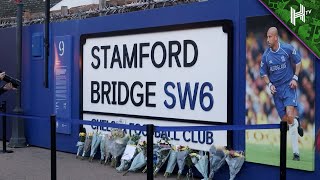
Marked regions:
[31,33,43,58]
[54,35,73,134]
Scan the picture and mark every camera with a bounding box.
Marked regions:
[0,70,21,88]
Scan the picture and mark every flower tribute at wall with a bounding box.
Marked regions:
[76,128,245,179]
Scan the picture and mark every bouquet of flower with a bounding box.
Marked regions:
[225,150,245,180]
[184,150,199,179]
[81,132,93,160]
[99,134,106,164]
[209,145,226,179]
[104,134,113,165]
[190,151,208,180]
[123,140,147,176]
[163,147,177,177]
[89,131,102,162]
[116,134,140,172]
[110,129,129,167]
[186,152,197,179]
[176,146,190,179]
[153,137,171,176]
[76,132,86,159]
[141,143,159,174]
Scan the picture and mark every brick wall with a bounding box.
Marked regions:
[0,0,61,18]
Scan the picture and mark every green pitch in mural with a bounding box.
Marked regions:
[259,0,320,59]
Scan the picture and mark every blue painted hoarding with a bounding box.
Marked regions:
[0,0,319,179]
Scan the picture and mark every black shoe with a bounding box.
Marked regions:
[293,153,300,161]
[296,116,304,137]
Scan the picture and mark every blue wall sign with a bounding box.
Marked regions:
[54,35,73,134]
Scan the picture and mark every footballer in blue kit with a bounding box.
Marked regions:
[260,27,303,161]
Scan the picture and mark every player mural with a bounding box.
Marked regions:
[245,15,315,171]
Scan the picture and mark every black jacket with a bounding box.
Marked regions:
[0,85,7,95]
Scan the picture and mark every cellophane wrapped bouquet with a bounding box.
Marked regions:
[109,129,129,167]
[116,134,140,172]
[76,132,86,159]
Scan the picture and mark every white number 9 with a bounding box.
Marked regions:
[59,41,65,56]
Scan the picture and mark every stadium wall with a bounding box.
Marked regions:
[0,0,319,179]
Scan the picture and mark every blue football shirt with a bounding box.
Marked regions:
[260,42,301,87]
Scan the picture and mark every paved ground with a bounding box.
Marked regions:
[0,141,192,180]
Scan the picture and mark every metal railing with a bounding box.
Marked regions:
[0,100,287,180]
